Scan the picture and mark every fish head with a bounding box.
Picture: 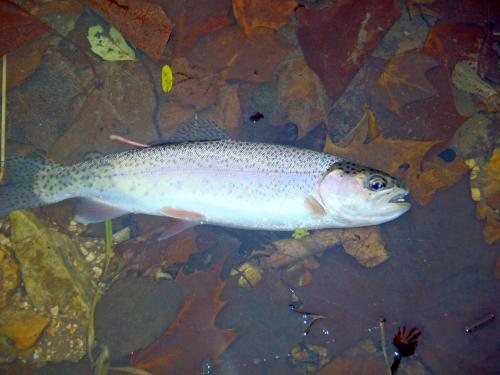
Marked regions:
[318,161,411,226]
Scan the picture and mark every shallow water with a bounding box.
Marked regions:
[1,1,499,374]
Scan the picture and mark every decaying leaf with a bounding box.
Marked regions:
[273,58,330,138]
[324,112,468,205]
[115,228,200,275]
[87,25,136,61]
[256,227,389,270]
[230,262,263,288]
[406,0,440,19]
[372,50,439,113]
[131,255,236,374]
[232,0,297,35]
[86,0,173,61]
[467,149,500,244]
[0,0,52,57]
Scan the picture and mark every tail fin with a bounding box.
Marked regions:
[0,155,60,216]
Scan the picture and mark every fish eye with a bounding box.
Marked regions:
[368,175,387,191]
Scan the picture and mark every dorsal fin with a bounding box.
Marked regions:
[163,117,230,143]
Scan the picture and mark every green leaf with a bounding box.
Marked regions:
[292,228,310,239]
[87,25,136,61]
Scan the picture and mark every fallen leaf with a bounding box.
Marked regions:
[131,255,237,374]
[201,83,242,137]
[3,34,51,91]
[232,0,297,36]
[410,157,469,205]
[469,148,500,244]
[87,25,136,61]
[297,0,401,100]
[372,50,439,113]
[230,262,263,288]
[161,64,173,93]
[86,0,173,61]
[0,244,18,308]
[115,228,200,275]
[273,58,330,138]
[324,112,467,205]
[422,23,484,73]
[407,0,440,19]
[257,227,388,269]
[163,0,232,55]
[47,61,157,163]
[190,25,291,83]
[317,340,387,375]
[0,0,52,56]
[0,311,49,350]
[30,0,83,16]
[340,227,389,268]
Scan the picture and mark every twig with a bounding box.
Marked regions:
[1,54,6,184]
[379,317,392,375]
[104,219,113,275]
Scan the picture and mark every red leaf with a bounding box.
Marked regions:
[0,0,51,56]
[297,0,401,101]
[85,0,173,61]
[131,255,237,374]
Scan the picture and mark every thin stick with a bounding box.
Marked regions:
[379,317,392,375]
[1,54,6,184]
[104,219,113,275]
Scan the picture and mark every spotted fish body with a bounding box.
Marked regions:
[0,140,410,230]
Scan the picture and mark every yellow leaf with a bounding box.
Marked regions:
[161,64,173,93]
[87,25,136,61]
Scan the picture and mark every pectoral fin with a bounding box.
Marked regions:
[161,206,206,221]
[75,199,130,224]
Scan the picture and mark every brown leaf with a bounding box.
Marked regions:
[131,255,237,374]
[297,0,401,101]
[317,341,387,375]
[258,227,388,269]
[372,50,439,113]
[116,228,199,274]
[407,0,440,19]
[341,227,389,268]
[232,0,297,36]
[47,62,157,163]
[190,26,291,83]
[85,0,173,61]
[4,35,51,91]
[273,58,330,138]
[202,83,242,136]
[0,0,52,56]
[324,112,467,205]
[471,148,500,244]
[165,0,232,55]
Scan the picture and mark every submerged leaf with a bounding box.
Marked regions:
[87,25,136,61]
[161,64,173,93]
[131,255,237,374]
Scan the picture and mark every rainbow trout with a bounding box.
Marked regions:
[0,140,410,230]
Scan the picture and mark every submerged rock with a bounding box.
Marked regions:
[94,275,182,361]
[0,244,18,308]
[9,210,96,316]
[0,310,49,350]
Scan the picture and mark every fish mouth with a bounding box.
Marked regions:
[388,191,411,208]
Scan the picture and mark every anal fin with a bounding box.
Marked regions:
[75,199,130,224]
